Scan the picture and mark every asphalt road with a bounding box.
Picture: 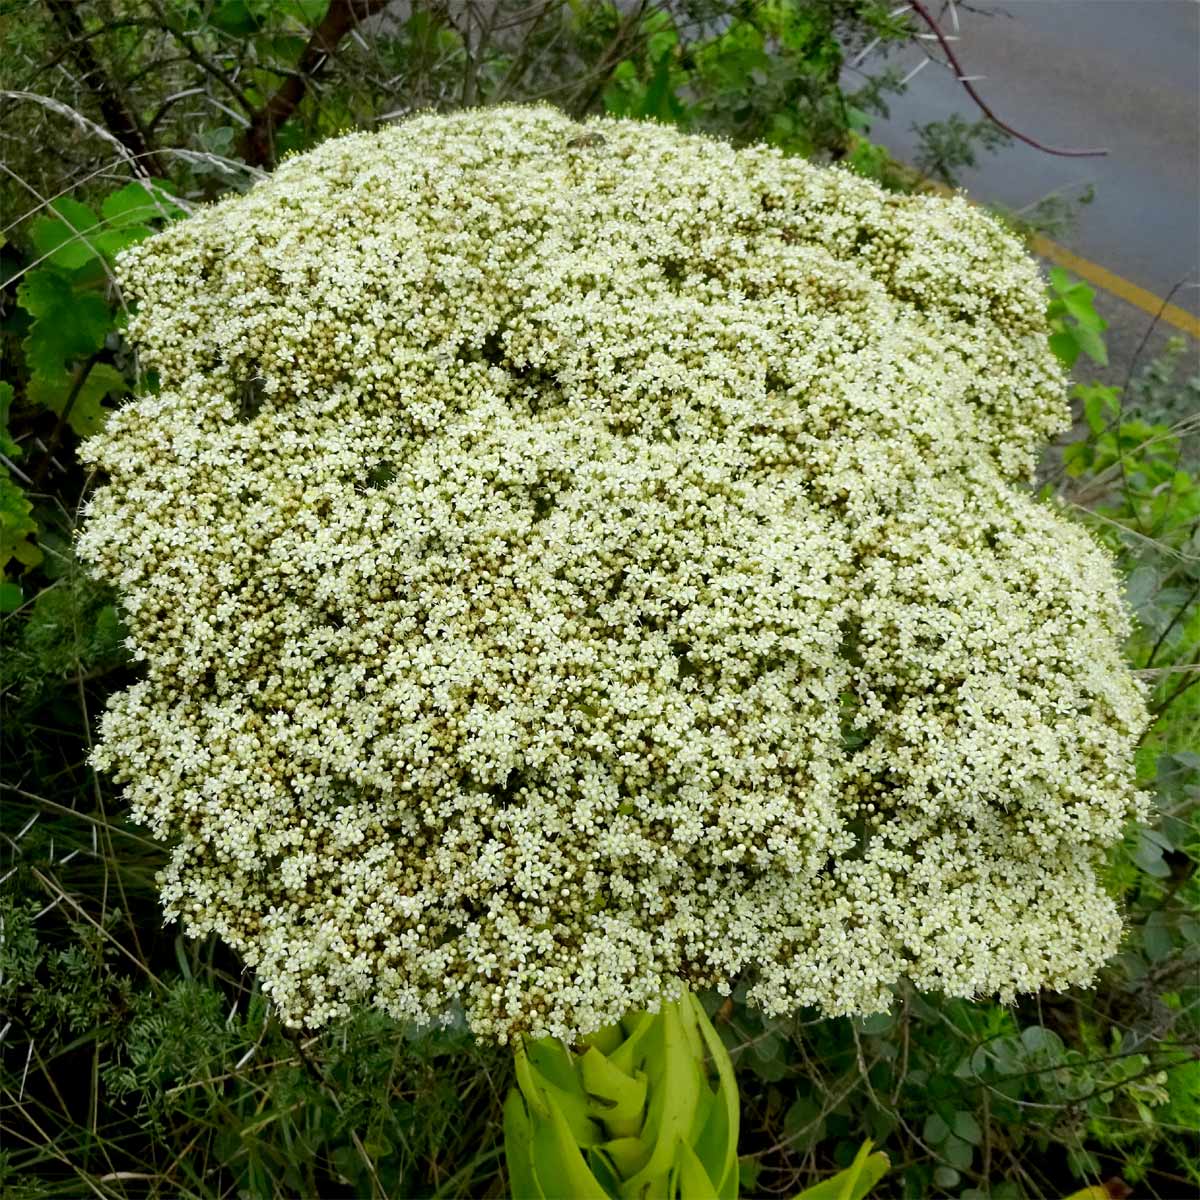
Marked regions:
[845,0,1200,327]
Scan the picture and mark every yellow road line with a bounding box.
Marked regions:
[915,175,1199,338]
[1028,235,1200,339]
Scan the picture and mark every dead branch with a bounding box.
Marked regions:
[237,0,393,168]
[42,0,164,176]
[905,0,1107,158]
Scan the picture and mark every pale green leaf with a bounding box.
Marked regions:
[528,1097,609,1200]
[580,1046,647,1137]
[792,1141,889,1200]
[503,1089,544,1200]
[677,1138,718,1200]
[690,994,740,1199]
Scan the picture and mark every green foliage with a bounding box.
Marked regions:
[505,993,740,1198]
[1,904,508,1196]
[204,0,330,37]
[0,380,18,460]
[0,528,128,714]
[0,466,42,593]
[911,112,1013,188]
[598,0,909,167]
[792,1140,890,1198]
[17,265,122,436]
[1046,267,1109,370]
[1,380,40,597]
[29,183,182,272]
[16,181,179,438]
[0,178,180,607]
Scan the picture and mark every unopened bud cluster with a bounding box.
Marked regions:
[80,106,1148,1041]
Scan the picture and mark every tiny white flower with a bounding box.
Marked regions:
[80,105,1147,1042]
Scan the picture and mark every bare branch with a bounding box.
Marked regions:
[42,0,164,176]
[143,0,258,121]
[906,0,1107,158]
[238,0,393,168]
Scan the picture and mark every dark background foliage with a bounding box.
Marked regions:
[0,3,1196,1197]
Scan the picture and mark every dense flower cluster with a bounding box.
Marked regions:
[80,106,1148,1041]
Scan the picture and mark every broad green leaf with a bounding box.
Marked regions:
[685,1069,715,1147]
[1074,325,1109,366]
[691,994,740,1198]
[622,1000,702,1196]
[15,266,74,319]
[1060,283,1106,331]
[610,1010,657,1074]
[0,381,19,458]
[212,0,259,34]
[513,1038,550,1118]
[1141,911,1173,962]
[1141,826,1176,853]
[100,180,185,230]
[1132,830,1171,877]
[858,1010,894,1035]
[28,363,125,437]
[1077,383,1118,435]
[0,580,24,611]
[17,269,111,379]
[91,227,156,260]
[282,0,330,22]
[646,22,678,60]
[527,1038,583,1095]
[783,1096,826,1150]
[598,1135,648,1177]
[1047,329,1079,368]
[522,1041,602,1147]
[942,1133,973,1171]
[587,1148,623,1198]
[581,1021,625,1056]
[739,1157,763,1193]
[1020,1025,1063,1058]
[1124,563,1159,615]
[30,198,100,270]
[845,106,871,134]
[1048,266,1072,293]
[638,51,685,124]
[508,992,739,1200]
[922,1112,949,1144]
[951,1110,982,1145]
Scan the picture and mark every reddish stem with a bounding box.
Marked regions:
[906,0,1108,159]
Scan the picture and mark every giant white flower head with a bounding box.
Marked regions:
[80,105,1148,1042]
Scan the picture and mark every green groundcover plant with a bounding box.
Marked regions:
[62,104,1161,1196]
